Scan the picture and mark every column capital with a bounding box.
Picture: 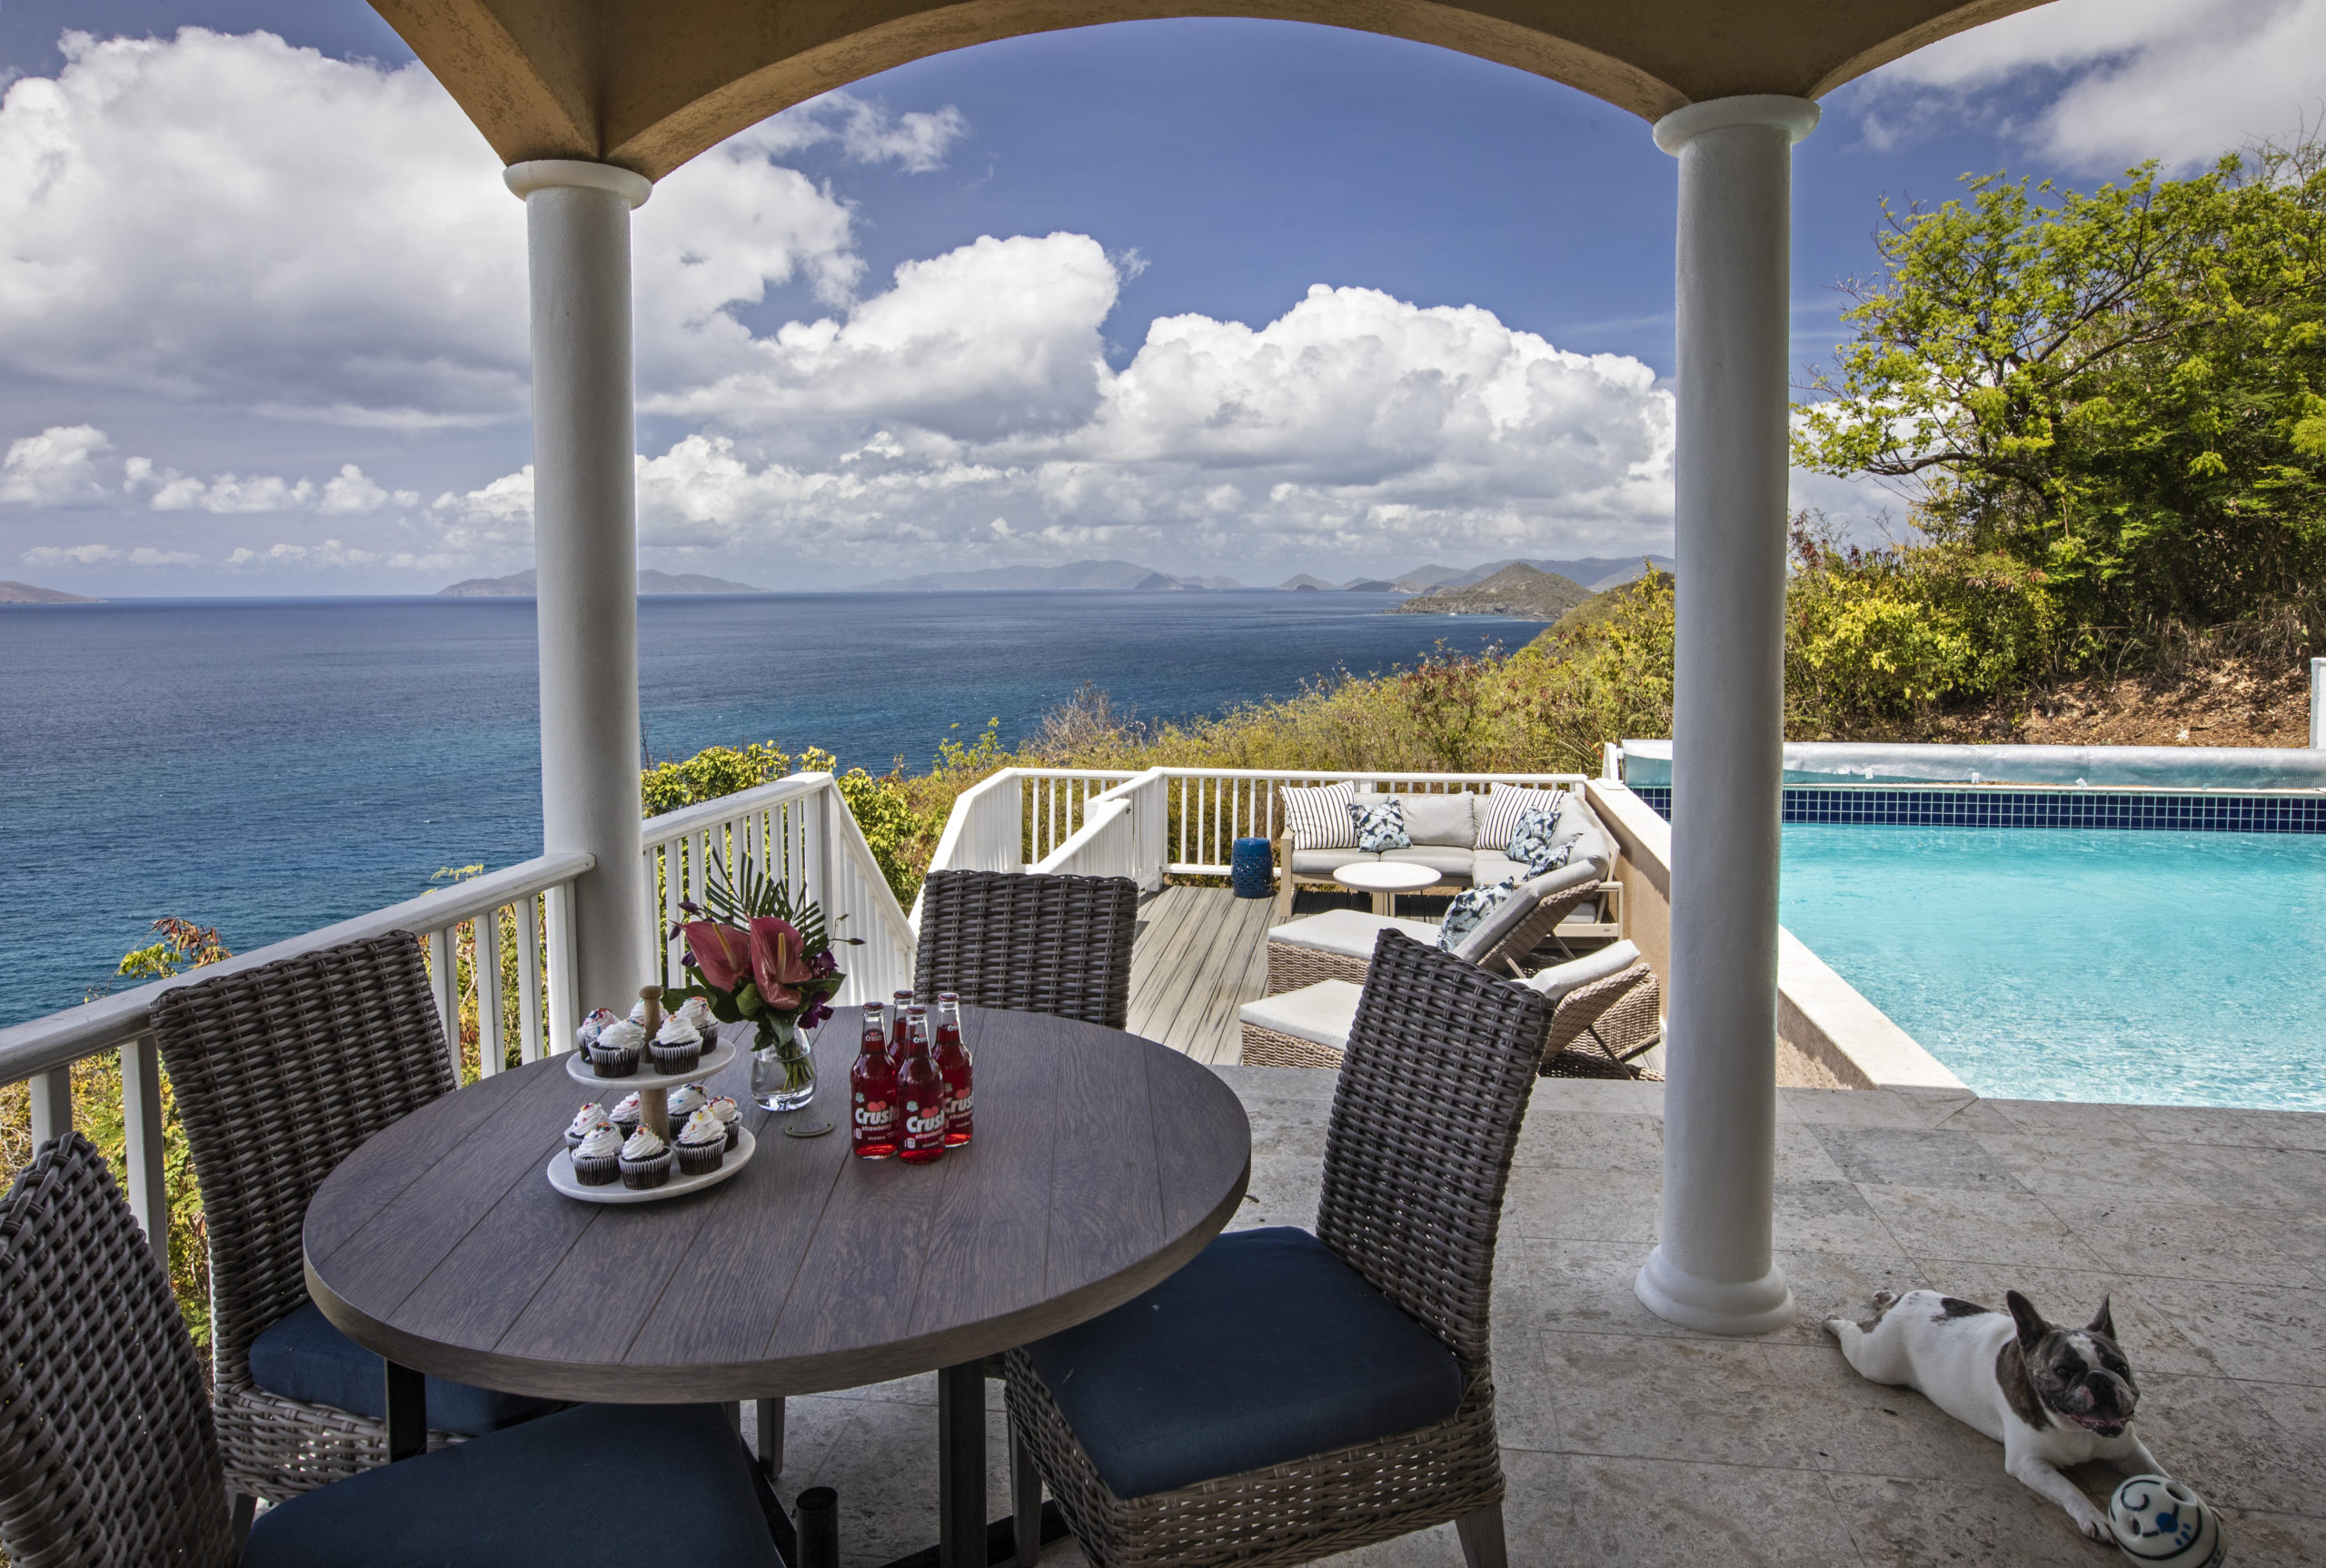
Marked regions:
[1653,94,1820,156]
[504,158,652,209]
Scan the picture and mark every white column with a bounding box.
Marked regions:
[506,160,653,1014]
[1635,95,1818,1337]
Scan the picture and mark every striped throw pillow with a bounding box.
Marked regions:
[1280,781,1358,849]
[1477,785,1567,851]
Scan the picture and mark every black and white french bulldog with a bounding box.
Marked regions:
[1826,1288,2162,1539]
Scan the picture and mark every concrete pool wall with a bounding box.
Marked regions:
[1585,780,1963,1092]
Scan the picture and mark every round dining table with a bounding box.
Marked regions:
[304,1004,1253,1568]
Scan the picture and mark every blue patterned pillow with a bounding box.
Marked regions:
[1439,878,1520,951]
[1506,807,1577,876]
[1348,799,1410,852]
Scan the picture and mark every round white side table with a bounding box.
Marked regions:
[1331,860,1439,916]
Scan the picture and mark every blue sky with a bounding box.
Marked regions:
[0,1,2320,591]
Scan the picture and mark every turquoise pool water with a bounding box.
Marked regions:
[1779,824,2326,1110]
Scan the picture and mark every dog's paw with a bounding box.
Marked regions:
[1872,1289,1898,1308]
[2073,1506,2111,1542]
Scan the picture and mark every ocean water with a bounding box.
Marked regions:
[1780,823,2326,1110]
[0,591,1538,1026]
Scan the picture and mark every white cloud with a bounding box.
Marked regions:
[1864,0,2326,171]
[0,29,866,424]
[750,90,969,174]
[224,537,452,571]
[114,449,415,515]
[0,424,113,504]
[472,255,1677,575]
[19,540,196,566]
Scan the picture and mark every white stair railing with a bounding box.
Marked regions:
[641,772,918,1008]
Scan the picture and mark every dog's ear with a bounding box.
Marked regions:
[2005,1290,2049,1348]
[2086,1295,2116,1340]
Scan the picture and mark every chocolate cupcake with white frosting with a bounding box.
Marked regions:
[706,1093,741,1150]
[565,1102,613,1150]
[666,1082,709,1133]
[678,996,719,1047]
[674,1108,726,1177]
[589,1018,645,1077]
[649,1013,702,1076]
[571,1124,623,1186]
[610,1092,643,1139]
[618,1126,672,1190]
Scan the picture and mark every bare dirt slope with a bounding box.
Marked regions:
[1840,652,2312,748]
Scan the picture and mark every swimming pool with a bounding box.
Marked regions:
[1778,823,2326,1110]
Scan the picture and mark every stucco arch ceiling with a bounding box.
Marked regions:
[371,0,2052,180]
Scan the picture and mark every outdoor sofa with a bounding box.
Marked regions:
[1272,781,1622,926]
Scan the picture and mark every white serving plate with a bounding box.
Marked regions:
[547,1126,757,1205]
[562,1035,737,1091]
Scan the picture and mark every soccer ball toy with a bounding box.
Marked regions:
[2109,1474,2225,1568]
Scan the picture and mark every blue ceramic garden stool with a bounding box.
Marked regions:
[1230,837,1274,899]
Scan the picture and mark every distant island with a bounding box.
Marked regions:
[1389,563,1593,620]
[863,559,1240,592]
[0,581,100,604]
[439,568,765,598]
[1276,556,1673,596]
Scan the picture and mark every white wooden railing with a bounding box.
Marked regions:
[922,765,1585,894]
[0,852,592,1260]
[0,770,919,1264]
[641,772,918,1007]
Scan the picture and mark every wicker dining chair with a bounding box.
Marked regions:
[151,930,551,1503]
[0,1134,784,1568]
[914,868,1140,1028]
[1004,930,1547,1568]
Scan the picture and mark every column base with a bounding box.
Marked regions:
[1635,1245,1795,1335]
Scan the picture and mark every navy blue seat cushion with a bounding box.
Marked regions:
[1022,1226,1464,1499]
[248,1303,560,1435]
[242,1402,779,1567]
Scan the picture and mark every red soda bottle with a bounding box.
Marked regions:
[933,993,973,1147]
[897,1007,948,1165]
[850,1002,899,1160]
[890,989,914,1058]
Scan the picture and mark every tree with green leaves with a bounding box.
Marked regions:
[1795,139,2326,650]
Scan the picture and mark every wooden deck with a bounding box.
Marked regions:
[1127,883,1435,1063]
[1125,885,1276,1064]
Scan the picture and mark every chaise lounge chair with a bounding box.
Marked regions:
[1263,861,1602,994]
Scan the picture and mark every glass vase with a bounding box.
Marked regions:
[750,1015,817,1112]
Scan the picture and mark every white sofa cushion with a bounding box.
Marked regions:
[1393,792,1477,848]
[1290,848,1373,876]
[1239,980,1364,1048]
[1266,909,1438,960]
[1281,781,1357,850]
[1523,939,1642,1005]
[1376,846,1475,878]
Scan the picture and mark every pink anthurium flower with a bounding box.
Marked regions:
[684,921,755,995]
[749,917,814,1011]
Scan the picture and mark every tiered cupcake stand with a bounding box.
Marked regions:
[545,1034,760,1204]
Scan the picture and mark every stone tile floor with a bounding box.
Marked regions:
[762,1068,2326,1567]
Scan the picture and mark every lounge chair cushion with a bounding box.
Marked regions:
[1524,940,1643,1004]
[1267,910,1439,959]
[241,1401,780,1567]
[1238,980,1363,1048]
[1375,846,1475,878]
[1391,792,1477,848]
[248,1303,561,1435]
[1477,785,1567,850]
[1020,1226,1464,1498]
[1452,861,1600,961]
[1281,782,1358,849]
